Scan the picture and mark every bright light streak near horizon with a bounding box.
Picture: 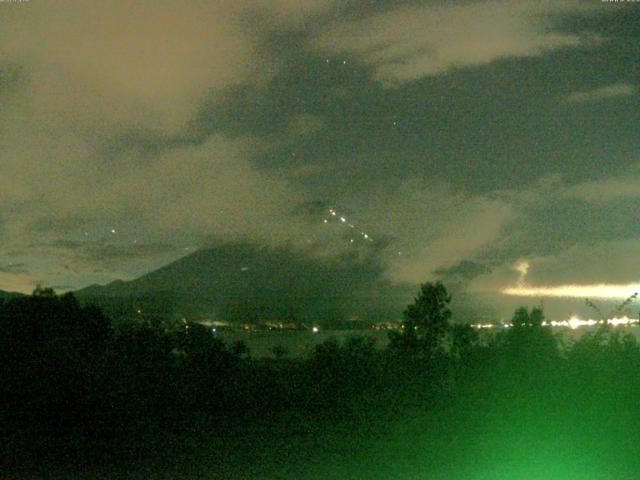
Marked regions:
[502,283,640,299]
[503,259,640,299]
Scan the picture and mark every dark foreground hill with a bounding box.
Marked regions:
[4,287,640,480]
[75,241,408,325]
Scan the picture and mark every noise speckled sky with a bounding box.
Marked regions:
[1,0,639,318]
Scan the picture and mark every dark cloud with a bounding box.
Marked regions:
[46,240,84,250]
[294,200,334,218]
[566,83,636,103]
[0,62,23,97]
[82,243,177,264]
[434,261,492,282]
[485,195,640,262]
[43,240,177,266]
[0,263,28,274]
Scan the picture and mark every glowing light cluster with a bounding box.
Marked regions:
[471,315,639,330]
[325,208,374,243]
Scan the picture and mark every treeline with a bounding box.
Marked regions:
[2,284,640,477]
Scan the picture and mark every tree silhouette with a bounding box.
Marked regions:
[511,307,544,328]
[511,306,530,328]
[511,305,544,328]
[500,305,558,373]
[391,281,452,355]
[406,281,451,339]
[451,323,479,359]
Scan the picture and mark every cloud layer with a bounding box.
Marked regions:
[1,0,638,324]
[314,1,591,85]
[566,83,636,103]
[0,1,330,290]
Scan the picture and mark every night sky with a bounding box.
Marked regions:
[1,0,639,319]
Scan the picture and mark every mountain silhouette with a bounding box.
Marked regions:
[76,241,407,325]
[0,289,25,302]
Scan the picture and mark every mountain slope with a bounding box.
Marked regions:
[76,242,407,324]
[0,289,26,301]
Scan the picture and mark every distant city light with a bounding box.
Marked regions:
[471,315,639,330]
